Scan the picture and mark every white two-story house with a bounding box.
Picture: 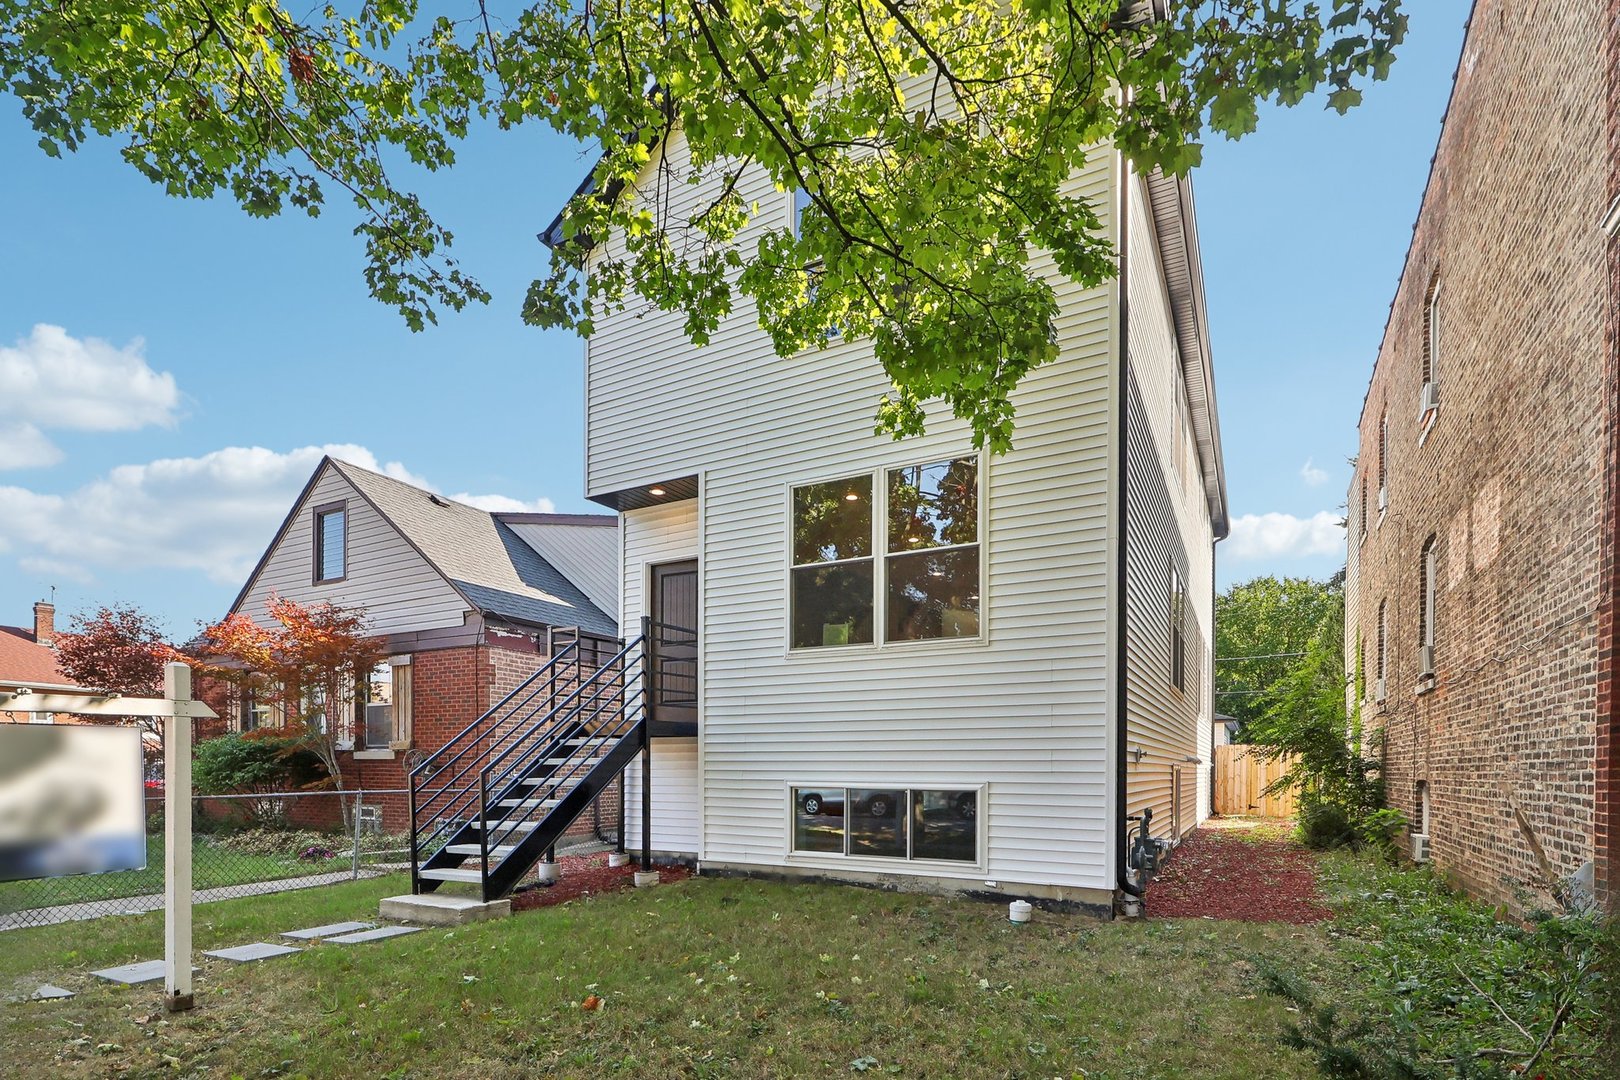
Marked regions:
[536,138,1227,913]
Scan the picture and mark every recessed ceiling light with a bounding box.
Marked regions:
[649,486,666,496]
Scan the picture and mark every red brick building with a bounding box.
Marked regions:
[225,457,622,838]
[1345,0,1619,913]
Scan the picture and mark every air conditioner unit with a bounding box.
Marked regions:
[1375,676,1386,703]
[1377,486,1388,513]
[1411,833,1431,863]
[1419,644,1435,679]
[1419,381,1439,417]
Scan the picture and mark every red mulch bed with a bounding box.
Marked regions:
[508,851,691,912]
[1145,819,1330,924]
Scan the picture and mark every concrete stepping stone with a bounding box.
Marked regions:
[280,920,374,941]
[325,925,423,944]
[31,984,75,1000]
[91,960,195,985]
[204,942,302,963]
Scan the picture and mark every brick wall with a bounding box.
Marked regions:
[1598,0,1620,911]
[1349,0,1610,912]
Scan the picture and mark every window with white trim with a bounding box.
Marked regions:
[789,456,980,649]
[1420,272,1441,426]
[791,786,978,862]
[1418,535,1437,683]
[1169,564,1187,692]
[1375,598,1388,704]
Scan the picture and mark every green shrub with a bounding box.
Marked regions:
[192,733,324,826]
[1297,796,1356,850]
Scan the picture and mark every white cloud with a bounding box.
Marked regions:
[0,444,556,588]
[1225,511,1345,562]
[1299,458,1329,487]
[0,324,181,468]
[451,492,558,514]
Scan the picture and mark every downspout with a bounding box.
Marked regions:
[1115,143,1143,904]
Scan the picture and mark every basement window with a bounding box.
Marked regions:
[791,786,979,863]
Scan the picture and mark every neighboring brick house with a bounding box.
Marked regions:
[0,602,101,723]
[1344,0,1619,913]
[225,456,622,837]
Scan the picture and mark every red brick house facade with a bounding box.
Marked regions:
[1346,0,1619,913]
[225,457,622,840]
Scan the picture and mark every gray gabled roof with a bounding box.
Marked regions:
[327,459,619,637]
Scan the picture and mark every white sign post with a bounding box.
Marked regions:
[164,662,194,1013]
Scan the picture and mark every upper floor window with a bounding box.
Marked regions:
[792,186,813,238]
[1420,272,1441,426]
[1418,534,1437,684]
[1359,475,1368,545]
[1377,410,1389,517]
[887,457,980,641]
[790,456,980,649]
[315,503,347,582]
[1169,565,1187,692]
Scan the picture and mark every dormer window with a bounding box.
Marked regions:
[314,502,347,583]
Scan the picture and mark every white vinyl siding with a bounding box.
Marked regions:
[624,737,701,855]
[1123,172,1214,841]
[236,466,470,634]
[620,498,703,856]
[599,137,1122,893]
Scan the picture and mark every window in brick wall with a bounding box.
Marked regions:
[361,657,413,750]
[1359,475,1368,545]
[1420,271,1440,430]
[1375,599,1387,704]
[1377,411,1389,518]
[1417,535,1437,685]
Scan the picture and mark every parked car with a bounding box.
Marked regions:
[799,790,898,819]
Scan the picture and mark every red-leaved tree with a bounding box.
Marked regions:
[197,595,386,826]
[52,604,187,758]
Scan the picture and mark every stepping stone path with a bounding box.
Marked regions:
[75,918,419,991]
[91,961,195,985]
[325,925,422,944]
[281,921,375,941]
[204,943,302,963]
[32,984,75,1000]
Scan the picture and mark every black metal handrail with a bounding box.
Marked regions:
[481,633,644,785]
[408,628,612,888]
[477,655,642,837]
[480,680,648,854]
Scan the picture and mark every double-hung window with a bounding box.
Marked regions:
[1420,273,1441,428]
[790,456,980,649]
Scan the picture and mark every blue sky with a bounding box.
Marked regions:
[0,3,1471,638]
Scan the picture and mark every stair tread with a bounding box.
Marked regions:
[445,843,518,858]
[419,868,484,883]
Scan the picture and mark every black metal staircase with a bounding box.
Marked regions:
[407,619,689,903]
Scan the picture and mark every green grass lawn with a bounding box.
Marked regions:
[0,834,343,917]
[0,874,1331,1079]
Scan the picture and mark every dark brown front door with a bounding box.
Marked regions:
[649,560,698,731]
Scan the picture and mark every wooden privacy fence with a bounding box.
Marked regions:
[1213,744,1300,818]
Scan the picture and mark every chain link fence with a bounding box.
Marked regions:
[0,789,411,931]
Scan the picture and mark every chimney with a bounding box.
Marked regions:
[33,601,54,646]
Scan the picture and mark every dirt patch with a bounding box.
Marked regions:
[509,851,691,912]
[1146,818,1328,924]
